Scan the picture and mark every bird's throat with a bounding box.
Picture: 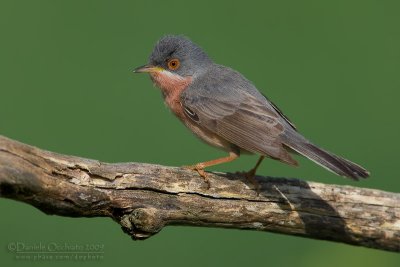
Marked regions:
[150,71,192,96]
[150,71,192,119]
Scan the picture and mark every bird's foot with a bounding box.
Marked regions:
[183,164,211,189]
[236,168,261,194]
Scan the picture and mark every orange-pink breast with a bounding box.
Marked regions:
[149,71,233,152]
[150,71,192,120]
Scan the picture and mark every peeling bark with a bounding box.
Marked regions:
[0,135,399,252]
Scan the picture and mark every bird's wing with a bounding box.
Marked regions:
[180,67,297,165]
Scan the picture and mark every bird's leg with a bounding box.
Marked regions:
[184,151,239,188]
[239,156,265,193]
[247,155,265,177]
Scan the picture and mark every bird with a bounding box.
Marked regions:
[134,35,369,189]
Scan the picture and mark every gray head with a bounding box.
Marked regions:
[135,35,213,77]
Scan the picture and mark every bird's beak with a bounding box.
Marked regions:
[133,64,163,73]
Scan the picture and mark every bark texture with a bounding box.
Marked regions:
[0,135,399,252]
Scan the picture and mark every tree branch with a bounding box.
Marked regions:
[0,135,399,252]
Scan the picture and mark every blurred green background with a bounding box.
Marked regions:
[1,0,399,266]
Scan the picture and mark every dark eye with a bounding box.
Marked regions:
[167,58,180,70]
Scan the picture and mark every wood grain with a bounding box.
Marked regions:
[0,135,399,252]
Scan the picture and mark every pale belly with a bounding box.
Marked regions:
[180,115,234,151]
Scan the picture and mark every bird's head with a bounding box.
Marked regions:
[134,35,212,92]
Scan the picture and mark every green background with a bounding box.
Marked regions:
[1,0,399,266]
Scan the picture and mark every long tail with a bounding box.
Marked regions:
[282,133,370,180]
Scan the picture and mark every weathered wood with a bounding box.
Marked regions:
[0,135,399,252]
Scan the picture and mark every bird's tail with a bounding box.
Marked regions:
[282,134,370,180]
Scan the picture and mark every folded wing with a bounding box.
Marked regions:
[180,68,297,165]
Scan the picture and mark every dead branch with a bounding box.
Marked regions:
[0,135,399,252]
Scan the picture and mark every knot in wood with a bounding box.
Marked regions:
[120,207,165,240]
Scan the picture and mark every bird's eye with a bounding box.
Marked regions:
[167,58,180,70]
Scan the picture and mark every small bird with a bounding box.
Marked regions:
[134,35,369,188]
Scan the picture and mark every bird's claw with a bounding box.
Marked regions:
[236,169,261,195]
[183,164,211,189]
